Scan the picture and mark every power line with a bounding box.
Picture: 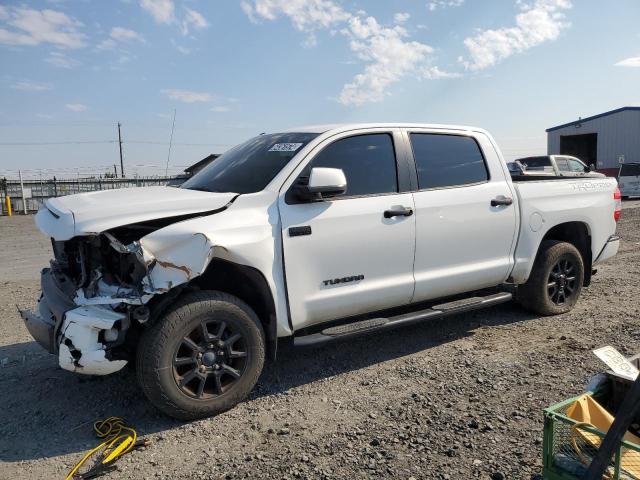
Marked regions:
[0,140,117,145]
[0,140,230,147]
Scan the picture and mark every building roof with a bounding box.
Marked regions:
[546,106,640,133]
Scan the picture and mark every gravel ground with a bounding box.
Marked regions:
[1,201,640,480]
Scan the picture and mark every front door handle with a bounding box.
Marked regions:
[491,196,513,207]
[384,207,413,218]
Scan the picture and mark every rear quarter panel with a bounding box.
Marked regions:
[511,177,618,284]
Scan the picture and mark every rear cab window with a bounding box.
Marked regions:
[408,133,489,189]
[620,164,640,176]
[518,156,552,172]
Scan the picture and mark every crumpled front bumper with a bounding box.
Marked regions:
[20,268,128,375]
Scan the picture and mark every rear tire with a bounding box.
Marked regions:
[518,240,584,316]
[136,290,265,420]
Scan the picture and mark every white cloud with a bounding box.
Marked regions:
[139,0,175,24]
[66,103,88,112]
[241,1,438,106]
[338,16,434,105]
[428,0,464,11]
[461,0,572,71]
[241,0,350,32]
[139,1,207,36]
[211,106,231,113]
[394,12,410,24]
[0,6,86,48]
[176,45,191,54]
[11,80,53,91]
[162,89,214,103]
[181,7,208,35]
[110,26,145,42]
[97,26,145,50]
[422,66,462,79]
[45,51,80,68]
[616,56,640,67]
[96,38,117,50]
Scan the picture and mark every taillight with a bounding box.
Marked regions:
[614,187,622,222]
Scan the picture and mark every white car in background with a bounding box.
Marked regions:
[618,163,640,199]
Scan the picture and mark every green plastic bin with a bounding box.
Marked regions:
[543,393,640,479]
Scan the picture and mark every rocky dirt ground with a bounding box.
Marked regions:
[1,202,639,480]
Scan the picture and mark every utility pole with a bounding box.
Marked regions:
[118,122,125,178]
[18,169,27,214]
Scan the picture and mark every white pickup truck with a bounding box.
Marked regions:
[23,123,622,419]
[509,155,604,178]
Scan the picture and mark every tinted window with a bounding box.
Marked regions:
[308,134,398,196]
[620,164,640,176]
[182,132,319,194]
[555,158,570,172]
[567,158,586,172]
[518,156,552,171]
[410,134,488,189]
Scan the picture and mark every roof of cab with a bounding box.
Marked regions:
[281,123,489,135]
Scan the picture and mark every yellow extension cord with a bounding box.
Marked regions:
[65,417,142,480]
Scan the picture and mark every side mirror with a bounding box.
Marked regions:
[585,164,593,172]
[297,167,347,201]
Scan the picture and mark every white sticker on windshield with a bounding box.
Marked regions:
[269,143,303,152]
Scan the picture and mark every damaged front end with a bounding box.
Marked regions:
[21,225,218,376]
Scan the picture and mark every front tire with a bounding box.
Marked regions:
[518,240,584,316]
[136,291,265,420]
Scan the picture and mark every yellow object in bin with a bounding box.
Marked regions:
[566,394,640,476]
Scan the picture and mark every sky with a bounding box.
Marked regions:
[0,0,639,179]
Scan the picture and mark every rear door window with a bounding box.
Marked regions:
[409,133,488,189]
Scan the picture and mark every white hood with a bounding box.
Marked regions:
[36,186,236,241]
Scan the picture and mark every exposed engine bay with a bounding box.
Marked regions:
[23,210,225,376]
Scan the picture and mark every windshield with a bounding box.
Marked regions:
[182,132,319,194]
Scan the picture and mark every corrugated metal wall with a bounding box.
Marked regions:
[547,109,640,171]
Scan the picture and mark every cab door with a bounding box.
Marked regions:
[278,130,416,330]
[406,130,518,303]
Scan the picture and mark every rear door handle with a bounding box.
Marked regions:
[384,207,413,218]
[491,196,513,207]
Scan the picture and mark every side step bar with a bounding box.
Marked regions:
[293,292,513,347]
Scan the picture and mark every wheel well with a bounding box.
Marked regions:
[539,222,593,286]
[192,258,278,360]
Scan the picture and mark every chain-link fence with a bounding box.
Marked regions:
[1,176,187,215]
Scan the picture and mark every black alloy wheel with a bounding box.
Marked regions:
[547,258,577,305]
[173,319,248,399]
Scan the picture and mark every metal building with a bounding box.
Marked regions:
[546,106,640,177]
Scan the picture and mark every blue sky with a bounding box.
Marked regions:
[1,0,639,179]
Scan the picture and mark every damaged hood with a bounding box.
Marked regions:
[36,186,237,241]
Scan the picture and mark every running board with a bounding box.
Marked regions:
[293,292,512,347]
